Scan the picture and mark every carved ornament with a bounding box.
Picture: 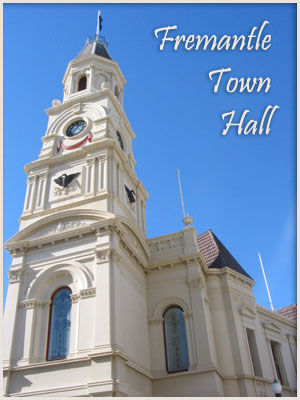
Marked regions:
[183,311,193,320]
[8,269,23,283]
[19,299,36,309]
[98,153,107,162]
[187,277,204,290]
[72,103,81,114]
[71,288,96,303]
[95,249,110,264]
[149,317,163,326]
[149,235,183,254]
[54,184,78,196]
[48,220,87,234]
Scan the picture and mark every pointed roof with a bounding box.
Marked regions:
[75,35,112,61]
[276,304,297,321]
[197,230,253,280]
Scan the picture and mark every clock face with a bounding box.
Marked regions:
[66,120,87,137]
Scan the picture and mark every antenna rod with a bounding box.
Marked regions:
[176,169,186,218]
[258,252,274,311]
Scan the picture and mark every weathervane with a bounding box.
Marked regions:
[176,169,193,227]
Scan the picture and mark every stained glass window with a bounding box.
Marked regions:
[47,287,72,361]
[163,306,189,373]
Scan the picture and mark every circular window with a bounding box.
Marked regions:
[66,120,87,138]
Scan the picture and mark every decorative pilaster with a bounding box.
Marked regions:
[186,275,216,368]
[23,175,36,212]
[90,68,95,91]
[86,157,96,195]
[97,153,107,192]
[4,266,24,367]
[20,300,37,362]
[36,171,48,210]
[31,300,51,361]
[141,201,146,235]
[286,334,297,370]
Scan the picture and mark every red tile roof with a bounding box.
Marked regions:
[276,304,297,321]
[197,230,253,280]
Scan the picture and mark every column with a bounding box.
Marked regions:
[86,158,96,195]
[70,294,80,356]
[23,176,35,212]
[187,275,216,368]
[92,248,112,352]
[89,68,95,91]
[3,268,24,367]
[182,310,197,369]
[36,172,48,210]
[141,201,146,235]
[97,153,107,193]
[31,300,51,361]
[287,334,297,369]
[116,163,120,199]
[21,300,36,363]
[149,317,166,372]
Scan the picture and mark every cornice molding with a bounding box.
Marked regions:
[148,252,205,272]
[257,304,297,328]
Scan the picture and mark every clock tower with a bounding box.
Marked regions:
[5,15,296,398]
[4,33,152,396]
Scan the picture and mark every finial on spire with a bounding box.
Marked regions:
[176,169,193,227]
[96,10,103,36]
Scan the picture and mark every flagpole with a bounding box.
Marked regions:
[258,252,274,311]
[96,10,101,36]
[176,169,186,219]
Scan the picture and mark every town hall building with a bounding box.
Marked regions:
[3,27,296,397]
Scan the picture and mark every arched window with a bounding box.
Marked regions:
[78,76,87,91]
[47,287,72,361]
[163,306,189,373]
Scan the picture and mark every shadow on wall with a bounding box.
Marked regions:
[9,374,32,394]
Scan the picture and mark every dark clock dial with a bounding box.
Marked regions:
[66,120,87,137]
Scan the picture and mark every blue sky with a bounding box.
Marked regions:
[3,4,296,310]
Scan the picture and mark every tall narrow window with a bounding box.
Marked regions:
[78,76,87,91]
[116,131,124,151]
[47,287,72,361]
[163,306,189,373]
[270,341,286,385]
[246,328,263,377]
[115,86,120,100]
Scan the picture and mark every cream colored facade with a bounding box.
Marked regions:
[4,35,296,397]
